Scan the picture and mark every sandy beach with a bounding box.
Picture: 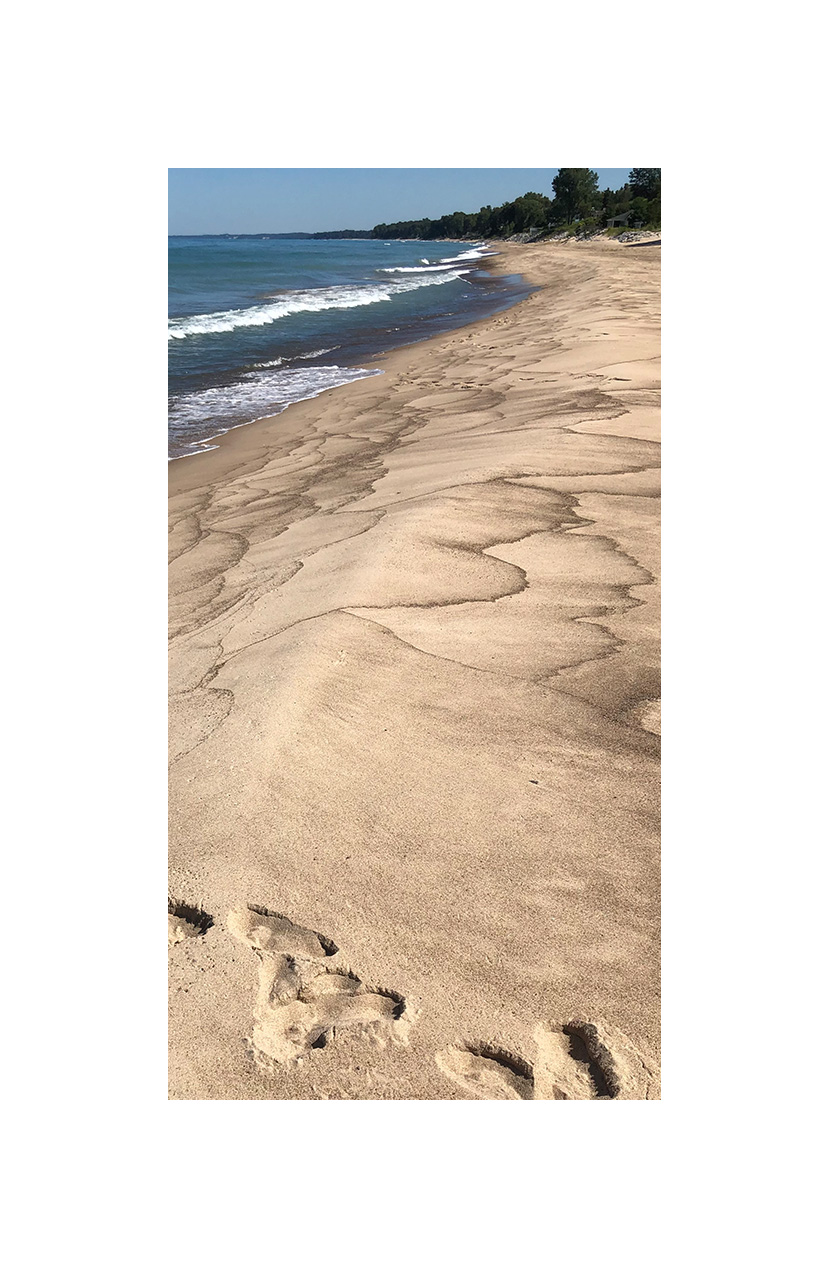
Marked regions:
[169,238,661,1100]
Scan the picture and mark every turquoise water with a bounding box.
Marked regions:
[168,237,532,458]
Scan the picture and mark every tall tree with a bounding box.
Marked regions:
[628,168,661,199]
[629,196,650,224]
[550,168,600,224]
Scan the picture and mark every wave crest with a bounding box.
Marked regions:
[378,264,472,274]
[168,271,468,340]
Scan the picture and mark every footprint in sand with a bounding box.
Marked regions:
[228,904,410,1069]
[168,900,213,945]
[436,1019,655,1100]
[436,1043,535,1100]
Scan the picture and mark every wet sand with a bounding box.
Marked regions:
[169,238,661,1100]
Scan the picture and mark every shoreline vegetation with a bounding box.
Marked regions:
[169,237,661,1100]
[170,168,661,245]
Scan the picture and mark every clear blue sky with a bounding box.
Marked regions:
[168,169,633,235]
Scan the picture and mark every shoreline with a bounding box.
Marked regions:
[168,244,542,494]
[169,238,661,1100]
[167,366,385,463]
[167,244,532,466]
[168,236,654,490]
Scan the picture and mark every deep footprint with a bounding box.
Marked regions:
[437,1019,654,1100]
[228,903,409,1068]
[168,900,213,945]
[532,1021,616,1100]
[436,1043,535,1100]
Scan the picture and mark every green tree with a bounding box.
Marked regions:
[550,168,600,224]
[601,183,630,220]
[511,192,553,231]
[477,205,493,235]
[629,196,650,224]
[628,168,661,200]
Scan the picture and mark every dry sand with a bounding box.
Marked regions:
[168,238,661,1100]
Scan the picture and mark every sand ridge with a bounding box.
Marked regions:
[169,239,661,1100]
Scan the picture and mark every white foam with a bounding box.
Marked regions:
[378,264,471,274]
[439,245,497,263]
[168,271,468,340]
[169,364,382,457]
[295,345,339,359]
[256,347,338,368]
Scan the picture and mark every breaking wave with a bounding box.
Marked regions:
[168,363,382,458]
[168,271,470,340]
[378,263,472,274]
[439,246,497,262]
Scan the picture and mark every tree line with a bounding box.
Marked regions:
[367,169,660,240]
[195,171,661,242]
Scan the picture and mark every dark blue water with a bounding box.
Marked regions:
[168,237,532,459]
